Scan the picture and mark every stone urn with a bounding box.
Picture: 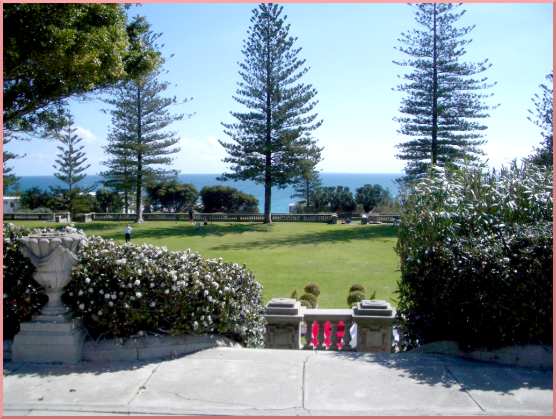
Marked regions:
[13,231,86,363]
[19,232,84,320]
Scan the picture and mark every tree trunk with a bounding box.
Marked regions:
[264,170,272,224]
[431,3,438,166]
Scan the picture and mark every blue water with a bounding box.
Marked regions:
[7,173,400,213]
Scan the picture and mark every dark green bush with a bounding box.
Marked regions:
[299,293,317,308]
[347,290,365,306]
[303,282,320,297]
[200,186,258,213]
[396,163,552,350]
[2,223,46,339]
[349,284,365,293]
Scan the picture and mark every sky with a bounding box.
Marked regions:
[7,2,553,176]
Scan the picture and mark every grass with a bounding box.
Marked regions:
[9,220,400,308]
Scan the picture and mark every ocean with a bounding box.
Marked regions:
[7,173,401,213]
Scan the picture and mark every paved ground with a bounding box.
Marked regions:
[3,347,553,416]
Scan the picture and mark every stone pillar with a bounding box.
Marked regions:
[352,300,396,353]
[264,298,303,349]
[13,232,85,363]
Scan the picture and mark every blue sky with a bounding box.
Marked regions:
[7,2,553,175]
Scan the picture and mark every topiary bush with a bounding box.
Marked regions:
[396,162,552,350]
[347,290,365,307]
[64,236,266,347]
[2,223,47,339]
[303,282,320,297]
[349,284,365,294]
[299,293,317,308]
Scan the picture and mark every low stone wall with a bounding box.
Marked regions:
[4,334,240,363]
[194,213,334,223]
[412,341,553,369]
[3,213,55,221]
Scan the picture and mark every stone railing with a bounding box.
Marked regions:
[368,214,400,224]
[194,213,335,223]
[3,212,71,222]
[89,212,136,221]
[302,308,354,351]
[264,298,396,353]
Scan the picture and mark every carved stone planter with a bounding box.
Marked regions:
[13,232,86,363]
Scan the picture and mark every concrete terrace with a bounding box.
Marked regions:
[3,347,553,416]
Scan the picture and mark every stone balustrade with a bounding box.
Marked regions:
[264,298,396,353]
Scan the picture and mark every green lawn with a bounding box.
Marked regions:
[10,221,400,308]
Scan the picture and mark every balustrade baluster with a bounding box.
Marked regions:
[316,320,325,349]
[342,319,353,351]
[302,320,313,349]
[330,321,339,350]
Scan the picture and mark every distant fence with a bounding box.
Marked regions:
[3,212,70,222]
[9,211,401,224]
[193,213,335,223]
[368,214,400,224]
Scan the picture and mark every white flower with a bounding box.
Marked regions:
[78,290,84,296]
[108,301,114,307]
[203,290,209,297]
[165,289,170,294]
[136,292,142,298]
[134,279,141,286]
[193,321,199,329]
[111,294,117,300]
[150,302,156,308]
[98,310,103,316]
[104,294,110,299]
[137,269,142,275]
[85,277,91,284]
[115,258,127,265]
[79,303,85,310]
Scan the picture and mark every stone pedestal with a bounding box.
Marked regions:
[264,298,303,349]
[13,232,85,363]
[352,300,396,353]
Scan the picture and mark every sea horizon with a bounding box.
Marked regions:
[6,173,402,213]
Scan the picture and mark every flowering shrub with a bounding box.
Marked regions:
[396,162,552,350]
[65,237,265,347]
[2,223,47,339]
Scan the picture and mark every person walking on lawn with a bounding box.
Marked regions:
[125,225,133,242]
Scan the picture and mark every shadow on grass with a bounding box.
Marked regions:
[327,351,553,393]
[129,222,272,240]
[210,224,397,250]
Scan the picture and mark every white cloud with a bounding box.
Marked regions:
[75,126,97,143]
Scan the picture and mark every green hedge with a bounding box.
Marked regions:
[396,163,552,350]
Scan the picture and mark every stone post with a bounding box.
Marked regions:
[352,300,396,353]
[263,298,303,349]
[13,232,86,363]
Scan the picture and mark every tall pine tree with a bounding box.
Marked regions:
[103,64,184,222]
[220,3,322,223]
[102,131,135,213]
[394,3,495,180]
[527,72,553,167]
[53,115,90,193]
